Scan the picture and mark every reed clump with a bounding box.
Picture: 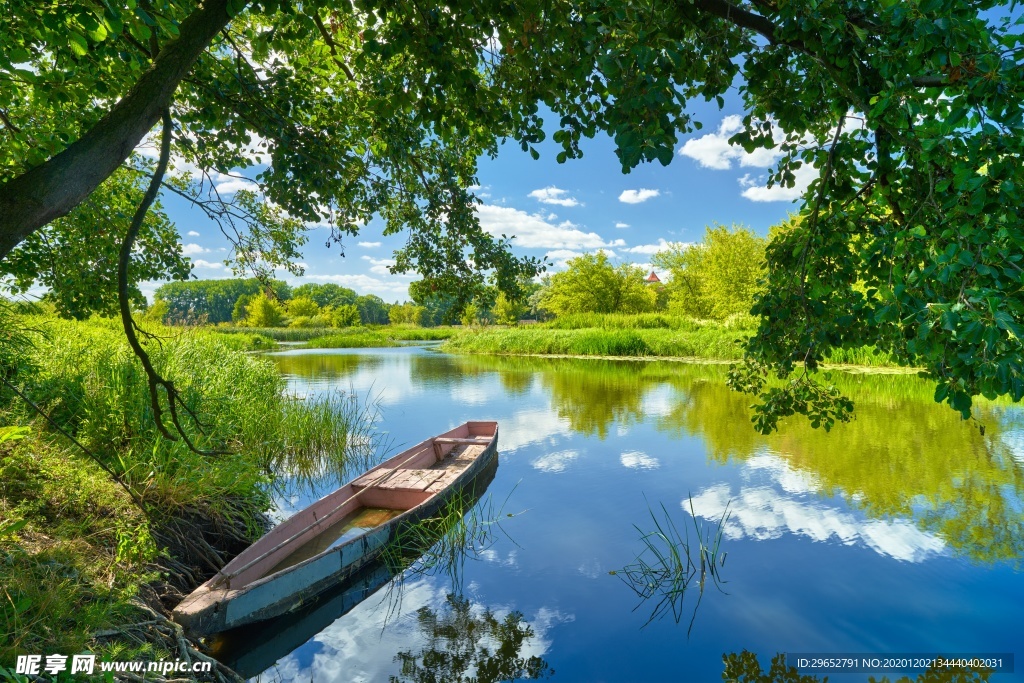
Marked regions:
[304,326,459,349]
[0,309,378,669]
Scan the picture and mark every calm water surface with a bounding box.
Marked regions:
[228,347,1024,682]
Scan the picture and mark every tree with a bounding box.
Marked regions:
[287,296,320,318]
[155,278,287,324]
[3,0,1023,429]
[231,293,253,323]
[355,295,390,326]
[245,292,284,327]
[291,283,357,309]
[493,292,527,325]
[540,253,657,316]
[1,167,189,319]
[389,303,425,326]
[652,225,766,320]
[329,304,361,328]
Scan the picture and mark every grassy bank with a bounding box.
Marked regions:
[0,309,374,673]
[304,326,459,349]
[215,326,335,342]
[441,315,901,368]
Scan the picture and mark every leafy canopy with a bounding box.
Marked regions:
[3,0,1024,428]
[540,252,657,316]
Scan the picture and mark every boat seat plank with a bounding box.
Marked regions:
[425,469,462,493]
[352,468,445,492]
[433,437,492,445]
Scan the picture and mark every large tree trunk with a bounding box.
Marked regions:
[0,0,245,260]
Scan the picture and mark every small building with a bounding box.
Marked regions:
[645,271,661,283]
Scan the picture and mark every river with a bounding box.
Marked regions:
[218,346,1024,682]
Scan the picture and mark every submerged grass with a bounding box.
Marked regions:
[614,496,729,634]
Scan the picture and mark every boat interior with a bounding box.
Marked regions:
[227,421,497,584]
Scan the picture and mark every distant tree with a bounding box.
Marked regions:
[142,299,170,325]
[653,225,766,320]
[155,278,289,324]
[291,283,358,309]
[389,303,425,326]
[330,304,361,328]
[287,296,320,318]
[231,293,253,323]
[355,294,390,325]
[540,253,656,316]
[246,292,285,327]
[409,279,461,326]
[493,291,527,325]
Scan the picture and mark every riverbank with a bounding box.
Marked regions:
[0,308,371,678]
[438,321,902,369]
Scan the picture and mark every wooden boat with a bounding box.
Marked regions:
[172,421,498,636]
[208,455,499,678]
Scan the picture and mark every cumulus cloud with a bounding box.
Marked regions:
[738,164,818,202]
[624,238,684,255]
[529,186,582,207]
[477,204,617,250]
[618,189,660,204]
[305,273,411,299]
[620,451,660,470]
[689,453,947,562]
[615,222,630,229]
[357,241,381,248]
[360,255,407,277]
[191,259,225,270]
[532,450,579,473]
[181,243,209,256]
[679,115,785,170]
[186,230,200,237]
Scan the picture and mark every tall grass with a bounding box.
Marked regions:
[0,312,381,662]
[305,326,459,349]
[544,312,757,332]
[216,326,335,341]
[442,326,751,360]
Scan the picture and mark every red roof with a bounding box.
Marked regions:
[645,271,661,283]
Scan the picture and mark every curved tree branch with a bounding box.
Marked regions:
[118,109,228,456]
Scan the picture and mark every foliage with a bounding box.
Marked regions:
[232,292,253,323]
[493,291,527,325]
[652,224,767,320]
[287,295,320,318]
[389,303,425,326]
[1,167,189,320]
[155,278,289,324]
[330,303,361,328]
[722,651,991,683]
[291,283,357,309]
[540,253,657,316]
[246,291,285,328]
[305,326,458,348]
[356,294,391,326]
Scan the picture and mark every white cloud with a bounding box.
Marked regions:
[624,238,684,255]
[531,450,579,473]
[186,230,200,237]
[357,241,381,248]
[618,189,660,204]
[620,450,660,470]
[305,273,410,299]
[739,164,818,202]
[477,204,616,250]
[360,255,401,277]
[679,115,785,170]
[191,259,225,270]
[528,186,581,207]
[180,243,209,256]
[689,453,947,563]
[615,222,630,229]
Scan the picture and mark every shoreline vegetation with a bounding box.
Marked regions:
[0,306,377,677]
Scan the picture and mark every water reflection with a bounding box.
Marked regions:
[391,594,555,683]
[444,354,1024,565]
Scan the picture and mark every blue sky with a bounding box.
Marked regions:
[150,95,805,304]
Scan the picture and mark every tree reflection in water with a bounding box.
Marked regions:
[390,594,554,683]
[724,651,993,683]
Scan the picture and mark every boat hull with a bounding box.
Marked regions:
[172,422,498,636]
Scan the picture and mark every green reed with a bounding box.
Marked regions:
[614,496,730,633]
